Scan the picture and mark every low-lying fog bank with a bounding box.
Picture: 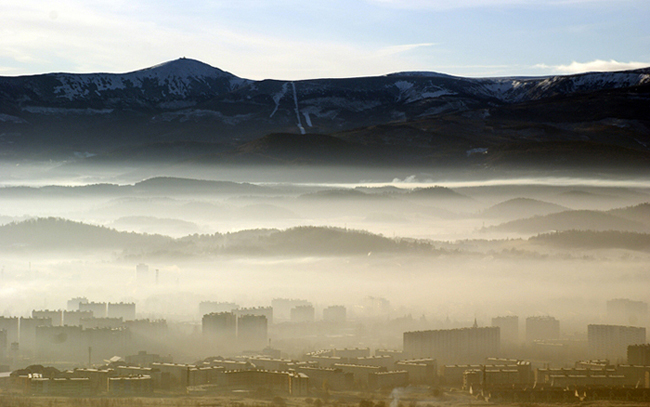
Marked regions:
[0,165,648,362]
[2,252,648,329]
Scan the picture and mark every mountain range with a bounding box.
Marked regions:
[1,58,649,168]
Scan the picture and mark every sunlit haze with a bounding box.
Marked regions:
[0,1,649,403]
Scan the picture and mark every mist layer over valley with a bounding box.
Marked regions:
[1,165,649,362]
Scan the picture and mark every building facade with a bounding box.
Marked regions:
[628,344,650,366]
[588,324,646,361]
[404,326,500,364]
[492,316,519,345]
[237,314,268,350]
[526,316,560,344]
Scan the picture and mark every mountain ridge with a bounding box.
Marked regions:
[1,58,649,168]
[0,217,434,256]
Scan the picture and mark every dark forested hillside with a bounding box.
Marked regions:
[0,218,171,250]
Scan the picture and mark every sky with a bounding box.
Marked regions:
[1,0,649,80]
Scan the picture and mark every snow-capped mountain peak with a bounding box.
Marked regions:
[133,57,237,80]
[17,58,250,105]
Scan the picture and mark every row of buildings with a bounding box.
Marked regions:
[203,312,268,351]
[199,300,348,324]
[4,337,650,397]
[403,323,646,364]
[66,299,136,320]
[0,316,167,363]
[491,298,648,346]
[10,347,650,396]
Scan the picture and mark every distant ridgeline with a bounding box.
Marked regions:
[1,216,649,257]
[0,218,436,256]
[530,230,650,251]
[0,58,649,168]
[0,217,171,250]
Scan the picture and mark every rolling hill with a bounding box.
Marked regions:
[487,209,650,234]
[480,198,570,220]
[530,230,650,252]
[0,218,434,256]
[0,217,171,250]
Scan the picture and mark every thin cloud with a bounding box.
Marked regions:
[363,0,614,10]
[377,43,438,57]
[365,0,522,10]
[0,0,438,80]
[0,0,443,80]
[536,59,650,74]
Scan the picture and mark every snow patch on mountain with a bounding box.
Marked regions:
[270,82,289,118]
[464,69,650,102]
[291,82,306,134]
[50,72,191,99]
[474,80,516,96]
[393,80,416,102]
[229,77,251,91]
[466,147,488,157]
[565,71,650,90]
[394,80,414,93]
[475,70,650,102]
[392,80,455,103]
[413,90,454,101]
[302,112,313,127]
[299,105,339,120]
[52,74,121,100]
